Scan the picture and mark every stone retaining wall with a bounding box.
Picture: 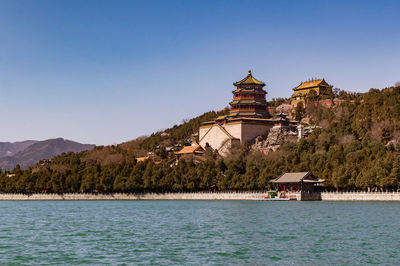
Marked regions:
[283,192,400,201]
[0,192,269,201]
[0,192,400,201]
[320,192,400,201]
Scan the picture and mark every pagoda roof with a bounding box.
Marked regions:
[293,79,332,91]
[233,88,267,94]
[229,111,269,117]
[230,99,267,105]
[234,70,266,86]
[225,117,273,122]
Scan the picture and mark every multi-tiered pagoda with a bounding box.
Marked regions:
[229,70,270,118]
[199,70,275,156]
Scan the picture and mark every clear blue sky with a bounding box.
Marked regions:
[0,0,399,145]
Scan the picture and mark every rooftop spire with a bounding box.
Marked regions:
[233,70,265,86]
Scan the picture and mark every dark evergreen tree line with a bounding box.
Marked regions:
[1,86,400,193]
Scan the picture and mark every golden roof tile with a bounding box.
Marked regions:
[293,79,331,90]
[174,144,204,155]
[234,70,265,86]
[136,156,150,162]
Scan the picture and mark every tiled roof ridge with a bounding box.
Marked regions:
[293,78,332,90]
[233,70,266,86]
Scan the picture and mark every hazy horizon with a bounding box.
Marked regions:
[0,0,399,145]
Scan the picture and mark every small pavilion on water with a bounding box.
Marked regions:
[270,172,325,192]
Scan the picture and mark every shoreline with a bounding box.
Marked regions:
[0,192,266,201]
[1,191,400,201]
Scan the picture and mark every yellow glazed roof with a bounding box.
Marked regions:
[175,144,204,155]
[136,156,150,162]
[234,70,265,86]
[294,79,331,90]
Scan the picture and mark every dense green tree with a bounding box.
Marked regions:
[294,103,305,122]
[1,85,400,193]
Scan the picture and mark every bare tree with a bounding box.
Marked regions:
[395,81,400,87]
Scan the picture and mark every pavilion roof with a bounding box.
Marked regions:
[270,172,325,184]
[136,156,150,162]
[233,70,265,86]
[174,144,204,155]
[293,79,332,91]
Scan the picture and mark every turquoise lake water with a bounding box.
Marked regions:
[0,200,399,264]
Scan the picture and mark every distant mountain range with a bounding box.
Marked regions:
[0,140,38,158]
[0,138,95,170]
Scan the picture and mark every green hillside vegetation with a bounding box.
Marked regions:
[1,86,400,193]
[138,109,230,151]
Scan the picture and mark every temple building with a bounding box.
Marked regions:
[270,172,325,193]
[175,144,204,157]
[199,71,274,156]
[229,70,269,118]
[291,78,333,107]
[174,143,206,164]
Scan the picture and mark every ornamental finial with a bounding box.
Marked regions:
[248,70,252,75]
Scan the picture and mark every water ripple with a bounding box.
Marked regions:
[0,201,399,264]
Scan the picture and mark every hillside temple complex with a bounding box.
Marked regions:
[198,71,334,156]
[199,71,295,155]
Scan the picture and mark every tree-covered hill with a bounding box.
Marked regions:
[2,86,400,193]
